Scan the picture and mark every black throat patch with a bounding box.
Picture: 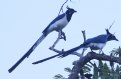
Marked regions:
[66,11,74,22]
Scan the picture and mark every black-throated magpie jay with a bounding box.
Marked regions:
[32,29,118,64]
[8,7,76,73]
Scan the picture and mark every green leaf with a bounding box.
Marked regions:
[54,74,66,79]
[64,67,71,73]
[93,63,98,79]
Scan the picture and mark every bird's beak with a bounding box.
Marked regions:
[115,38,119,41]
[74,10,77,13]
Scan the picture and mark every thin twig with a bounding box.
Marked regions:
[51,31,61,48]
[50,31,66,49]
[82,30,87,55]
[78,30,86,79]
[89,61,94,66]
[109,20,115,30]
[49,47,62,53]
[58,0,69,15]
[49,47,83,57]
[82,30,86,42]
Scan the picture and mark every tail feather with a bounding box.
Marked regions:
[32,44,85,64]
[8,34,45,73]
[60,44,85,57]
[26,34,45,57]
[32,53,61,64]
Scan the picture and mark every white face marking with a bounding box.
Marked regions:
[88,43,106,50]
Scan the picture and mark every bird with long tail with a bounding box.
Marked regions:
[8,7,77,73]
[32,29,118,64]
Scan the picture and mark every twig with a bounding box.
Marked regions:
[51,31,62,48]
[49,47,83,57]
[89,61,94,66]
[77,30,86,79]
[49,47,62,53]
[82,30,86,42]
[72,52,83,57]
[81,30,87,55]
[50,31,66,49]
[109,20,115,30]
[58,0,69,15]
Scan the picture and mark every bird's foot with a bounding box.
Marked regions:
[49,46,54,50]
[60,31,66,41]
[99,50,105,55]
[58,49,65,58]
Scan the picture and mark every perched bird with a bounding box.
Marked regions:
[8,7,77,73]
[32,29,118,64]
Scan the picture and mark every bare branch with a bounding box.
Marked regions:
[51,31,62,48]
[72,52,83,57]
[49,47,62,54]
[81,30,87,55]
[109,20,115,30]
[50,30,66,49]
[68,52,121,79]
[49,47,83,57]
[82,30,86,42]
[58,0,69,15]
[79,30,87,79]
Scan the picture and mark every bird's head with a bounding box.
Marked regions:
[106,29,119,41]
[66,6,77,15]
[65,6,77,22]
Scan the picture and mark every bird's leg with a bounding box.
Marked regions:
[99,50,102,54]
[99,49,105,55]
[60,30,66,41]
[90,48,94,52]
[50,31,62,49]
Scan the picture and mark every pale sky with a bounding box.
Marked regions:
[0,0,121,79]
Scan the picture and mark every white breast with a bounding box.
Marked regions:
[47,15,68,32]
[88,43,106,50]
[54,15,68,31]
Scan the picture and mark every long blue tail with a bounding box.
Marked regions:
[60,44,85,57]
[8,34,46,73]
[32,53,62,64]
[32,44,85,64]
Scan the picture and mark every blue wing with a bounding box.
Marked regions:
[61,35,108,57]
[43,13,65,35]
[84,34,107,44]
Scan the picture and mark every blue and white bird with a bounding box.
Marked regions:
[32,29,118,64]
[8,7,76,73]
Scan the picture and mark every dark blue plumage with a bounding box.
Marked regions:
[43,8,76,36]
[85,34,108,43]
[32,29,118,64]
[8,7,76,73]
[61,29,118,57]
[43,13,65,35]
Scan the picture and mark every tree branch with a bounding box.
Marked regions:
[108,20,115,30]
[79,30,86,79]
[68,52,121,79]
[50,30,66,49]
[49,47,83,57]
[81,30,87,55]
[51,31,62,48]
